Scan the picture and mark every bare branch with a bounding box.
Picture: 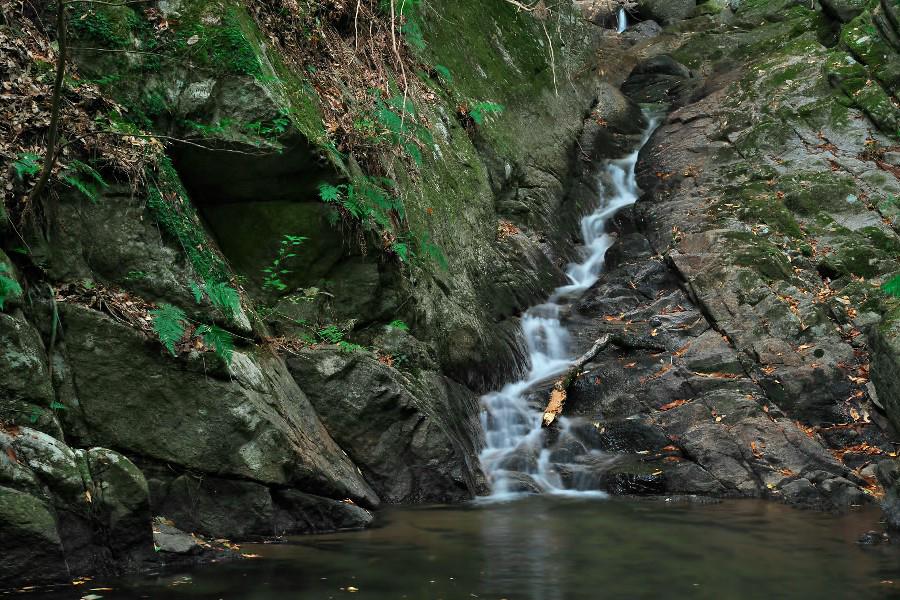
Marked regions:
[26,0,67,207]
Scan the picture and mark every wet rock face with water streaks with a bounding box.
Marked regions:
[538,0,900,510]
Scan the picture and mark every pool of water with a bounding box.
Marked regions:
[17,497,900,599]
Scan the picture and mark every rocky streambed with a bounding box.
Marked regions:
[4,0,900,591]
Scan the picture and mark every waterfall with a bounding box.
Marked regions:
[478,118,656,500]
[617,7,628,33]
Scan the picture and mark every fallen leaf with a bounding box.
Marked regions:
[659,399,688,411]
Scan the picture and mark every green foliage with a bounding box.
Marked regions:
[196,324,234,364]
[174,8,262,77]
[388,319,409,331]
[183,118,234,136]
[60,160,108,203]
[13,153,40,179]
[372,92,433,165]
[469,101,505,125]
[338,340,365,353]
[245,109,292,140]
[317,325,345,344]
[263,234,308,292]
[392,230,448,269]
[147,157,230,284]
[70,5,131,47]
[318,177,405,229]
[124,270,148,281]
[190,281,205,304]
[433,64,453,83]
[150,304,187,356]
[201,280,242,318]
[0,264,22,310]
[882,274,900,297]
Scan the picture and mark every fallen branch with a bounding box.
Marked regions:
[541,333,667,427]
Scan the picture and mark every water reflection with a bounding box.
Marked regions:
[21,498,896,600]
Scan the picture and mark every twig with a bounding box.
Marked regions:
[26,0,67,207]
[541,333,667,427]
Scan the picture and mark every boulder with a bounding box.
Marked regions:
[286,348,487,503]
[877,459,900,530]
[0,427,153,584]
[636,0,697,24]
[55,303,378,537]
[820,0,867,22]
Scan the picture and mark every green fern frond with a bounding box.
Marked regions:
[470,101,505,125]
[882,274,900,297]
[196,324,234,364]
[319,183,342,203]
[204,280,241,317]
[388,319,409,331]
[189,281,204,304]
[433,64,452,83]
[13,153,41,179]
[0,264,22,311]
[150,304,187,356]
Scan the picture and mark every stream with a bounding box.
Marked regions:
[17,121,900,600]
[20,499,900,599]
[479,118,655,498]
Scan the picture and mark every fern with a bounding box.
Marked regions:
[189,281,204,304]
[13,153,41,179]
[196,324,234,364]
[204,280,241,318]
[470,101,505,125]
[392,241,410,262]
[388,319,409,331]
[150,304,187,356]
[318,183,341,203]
[882,274,900,297]
[338,340,365,353]
[61,159,108,203]
[433,64,452,83]
[0,264,22,310]
[318,325,344,344]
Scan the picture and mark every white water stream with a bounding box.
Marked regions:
[479,119,656,500]
[617,7,628,34]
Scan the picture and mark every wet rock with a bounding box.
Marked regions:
[876,459,900,530]
[635,0,697,25]
[820,0,866,22]
[858,530,890,545]
[286,348,487,504]
[57,304,378,515]
[0,427,153,584]
[153,520,203,555]
[498,472,544,494]
[606,458,667,495]
[622,55,698,107]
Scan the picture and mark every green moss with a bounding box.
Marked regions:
[726,232,793,281]
[776,172,857,216]
[146,158,230,284]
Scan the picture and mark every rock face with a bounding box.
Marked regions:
[532,0,899,511]
[635,0,697,24]
[0,0,650,586]
[286,346,488,503]
[0,427,153,585]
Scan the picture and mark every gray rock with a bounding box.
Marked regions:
[636,0,697,24]
[286,349,487,503]
[877,459,900,530]
[820,0,866,22]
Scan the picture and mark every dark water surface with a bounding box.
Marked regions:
[16,497,900,599]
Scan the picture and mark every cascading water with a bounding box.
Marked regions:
[616,7,628,34]
[479,119,656,499]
